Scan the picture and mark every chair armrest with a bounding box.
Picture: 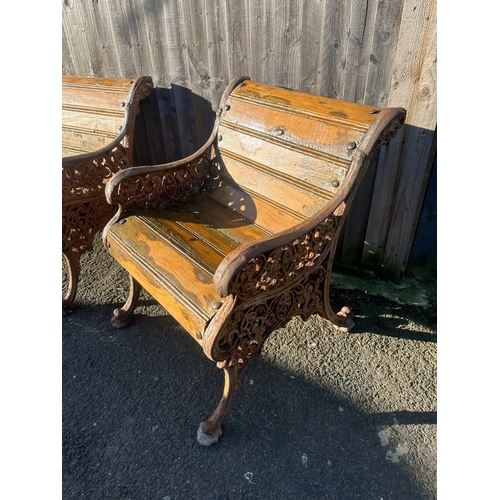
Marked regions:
[104,150,213,211]
[104,75,250,212]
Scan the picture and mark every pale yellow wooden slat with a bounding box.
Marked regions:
[213,153,331,220]
[203,181,304,234]
[62,128,116,154]
[217,125,349,193]
[62,109,123,135]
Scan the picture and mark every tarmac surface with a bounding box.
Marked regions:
[62,240,437,500]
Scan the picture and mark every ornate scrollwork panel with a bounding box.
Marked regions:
[111,155,212,212]
[62,197,116,256]
[62,144,129,199]
[205,264,332,369]
[227,213,342,300]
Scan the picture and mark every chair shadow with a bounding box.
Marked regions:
[329,285,437,343]
[63,294,436,500]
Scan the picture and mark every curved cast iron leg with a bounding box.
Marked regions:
[314,255,355,332]
[111,274,142,328]
[62,251,81,316]
[197,363,239,446]
[320,281,355,332]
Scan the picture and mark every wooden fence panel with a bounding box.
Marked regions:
[62,0,437,281]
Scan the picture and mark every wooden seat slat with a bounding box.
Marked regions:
[107,215,222,336]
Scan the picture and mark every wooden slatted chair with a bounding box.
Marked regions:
[62,75,153,314]
[102,76,406,445]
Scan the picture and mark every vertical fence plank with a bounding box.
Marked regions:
[62,0,437,280]
[362,0,437,280]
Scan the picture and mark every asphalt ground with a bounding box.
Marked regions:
[62,239,437,500]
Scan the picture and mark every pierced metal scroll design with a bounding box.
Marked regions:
[210,264,331,369]
[62,197,117,256]
[111,155,212,212]
[62,144,129,199]
[227,214,342,300]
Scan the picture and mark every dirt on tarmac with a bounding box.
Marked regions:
[63,239,437,500]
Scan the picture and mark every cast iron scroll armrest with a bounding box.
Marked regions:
[102,76,250,246]
[63,135,130,201]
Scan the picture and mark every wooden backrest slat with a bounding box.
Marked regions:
[214,153,332,218]
[217,129,350,195]
[220,95,368,161]
[232,80,379,129]
[213,79,383,234]
[62,76,139,156]
[204,178,306,233]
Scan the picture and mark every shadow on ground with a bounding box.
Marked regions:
[63,243,436,500]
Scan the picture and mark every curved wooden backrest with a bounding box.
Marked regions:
[208,79,401,234]
[62,75,152,158]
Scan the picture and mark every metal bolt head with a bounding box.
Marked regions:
[218,135,223,142]
[224,104,231,111]
[211,301,223,310]
[332,180,340,188]
[347,141,357,150]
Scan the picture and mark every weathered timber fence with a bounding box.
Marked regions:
[62,0,437,281]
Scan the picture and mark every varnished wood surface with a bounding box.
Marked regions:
[62,76,137,156]
[106,191,272,339]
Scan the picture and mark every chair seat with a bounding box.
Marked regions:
[106,192,272,338]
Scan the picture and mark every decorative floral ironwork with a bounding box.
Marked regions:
[210,264,331,368]
[62,144,129,198]
[62,197,117,255]
[111,155,212,211]
[227,214,342,299]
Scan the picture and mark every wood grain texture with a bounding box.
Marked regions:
[62,0,436,280]
[362,0,437,278]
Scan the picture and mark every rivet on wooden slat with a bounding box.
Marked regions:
[332,180,340,188]
[212,301,223,310]
[224,105,231,111]
[196,330,203,340]
[121,102,126,107]
[218,135,223,142]
[347,141,357,150]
